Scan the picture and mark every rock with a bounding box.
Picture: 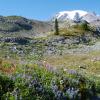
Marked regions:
[79,65,87,69]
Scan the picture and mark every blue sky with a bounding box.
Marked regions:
[0,0,100,20]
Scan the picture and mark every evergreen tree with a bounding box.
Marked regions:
[81,21,89,30]
[54,18,59,35]
[74,12,80,23]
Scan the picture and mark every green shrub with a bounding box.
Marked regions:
[0,74,14,98]
[73,22,89,31]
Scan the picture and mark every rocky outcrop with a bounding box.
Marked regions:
[0,37,30,44]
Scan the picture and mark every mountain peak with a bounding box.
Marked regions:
[52,10,99,22]
[54,10,88,20]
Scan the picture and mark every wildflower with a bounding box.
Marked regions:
[63,68,67,72]
[29,83,32,88]
[68,69,77,75]
[36,85,43,92]
[42,60,54,71]
[52,84,58,94]
[60,80,64,85]
[56,90,63,100]
[66,87,79,99]
[72,79,79,85]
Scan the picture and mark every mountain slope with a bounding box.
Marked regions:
[82,13,99,22]
[0,16,53,36]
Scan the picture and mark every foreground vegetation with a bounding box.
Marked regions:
[0,60,100,100]
[0,45,100,100]
[0,19,100,99]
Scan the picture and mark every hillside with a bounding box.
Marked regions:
[0,16,53,38]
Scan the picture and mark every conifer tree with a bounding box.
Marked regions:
[54,18,59,35]
[74,12,80,23]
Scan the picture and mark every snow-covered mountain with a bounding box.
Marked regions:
[52,10,100,23]
[82,13,99,22]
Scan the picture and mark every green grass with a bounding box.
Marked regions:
[59,27,93,37]
[45,50,100,79]
[53,23,93,37]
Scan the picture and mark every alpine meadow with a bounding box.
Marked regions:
[0,0,100,100]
